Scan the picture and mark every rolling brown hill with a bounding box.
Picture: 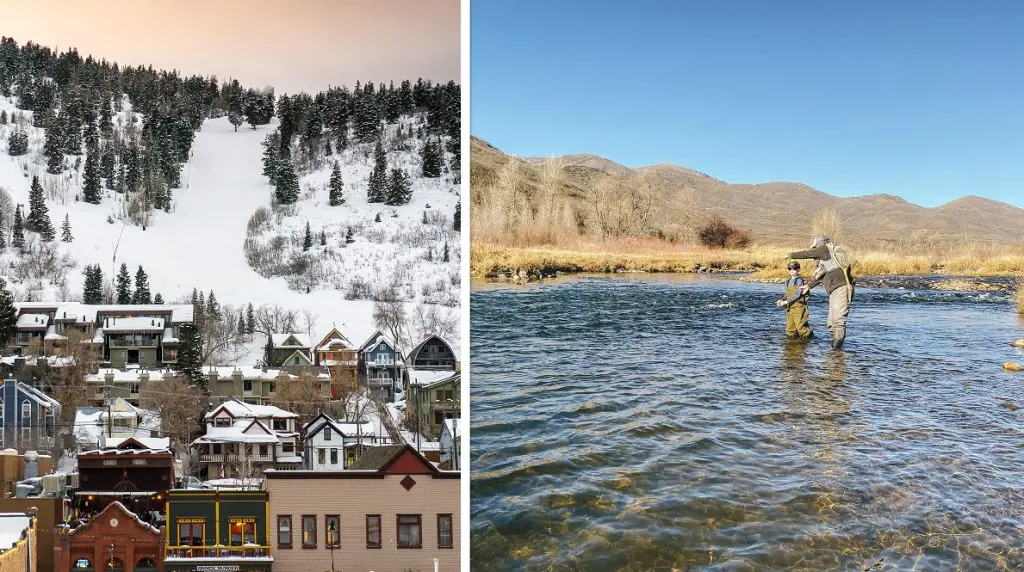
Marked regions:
[471,135,1024,246]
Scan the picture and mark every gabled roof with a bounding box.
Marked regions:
[315,328,352,351]
[407,369,459,388]
[281,349,313,366]
[16,313,49,329]
[67,500,160,536]
[358,330,397,353]
[347,444,441,474]
[425,372,460,390]
[205,398,298,421]
[303,412,375,440]
[271,333,311,348]
[0,380,61,410]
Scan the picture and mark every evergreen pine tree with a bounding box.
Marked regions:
[320,230,326,246]
[0,110,5,124]
[116,263,132,304]
[6,130,27,156]
[274,162,300,205]
[191,288,199,306]
[443,241,450,262]
[0,278,17,348]
[237,312,246,340]
[324,138,333,156]
[206,290,220,321]
[12,206,24,249]
[83,265,103,304]
[454,201,461,232]
[345,227,354,244]
[303,222,312,251]
[328,163,344,206]
[133,266,151,304]
[421,138,442,178]
[374,213,381,223]
[61,214,72,242]
[100,151,115,189]
[386,168,412,206]
[26,176,44,232]
[367,140,388,202]
[246,303,256,335]
[176,322,205,389]
[43,118,64,175]
[154,293,164,304]
[82,145,102,204]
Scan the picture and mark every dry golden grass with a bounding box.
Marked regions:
[1015,276,1024,315]
[472,241,1024,280]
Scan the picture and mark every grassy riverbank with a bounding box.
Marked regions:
[472,242,1024,282]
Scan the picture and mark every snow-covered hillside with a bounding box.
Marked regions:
[0,95,461,363]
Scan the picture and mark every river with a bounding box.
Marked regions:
[470,274,1024,571]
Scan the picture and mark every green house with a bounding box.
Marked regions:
[164,489,272,571]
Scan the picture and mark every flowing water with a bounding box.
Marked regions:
[470,275,1024,571]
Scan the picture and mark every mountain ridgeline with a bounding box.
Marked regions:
[471,136,1024,247]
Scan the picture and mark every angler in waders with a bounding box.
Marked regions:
[787,235,855,350]
[776,261,813,339]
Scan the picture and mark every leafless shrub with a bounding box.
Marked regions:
[254,304,299,336]
[345,276,372,300]
[11,236,77,287]
[247,206,272,236]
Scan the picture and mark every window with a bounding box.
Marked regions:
[317,449,326,465]
[129,382,140,395]
[397,515,422,549]
[229,519,256,546]
[325,515,340,548]
[139,351,146,360]
[277,516,292,548]
[0,398,4,431]
[302,515,317,548]
[212,444,222,455]
[20,427,30,441]
[282,442,294,454]
[177,519,205,546]
[346,448,357,467]
[214,416,231,427]
[438,514,453,548]
[21,400,31,425]
[259,444,268,457]
[323,427,332,441]
[273,419,287,431]
[164,349,177,362]
[330,449,338,465]
[366,515,381,549]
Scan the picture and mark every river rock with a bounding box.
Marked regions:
[1011,339,1024,348]
[1003,362,1023,372]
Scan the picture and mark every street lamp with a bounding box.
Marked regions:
[327,520,337,572]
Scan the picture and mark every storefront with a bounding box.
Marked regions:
[56,501,163,572]
[163,490,273,572]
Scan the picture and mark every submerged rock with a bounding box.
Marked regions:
[1003,362,1023,372]
[1011,339,1024,348]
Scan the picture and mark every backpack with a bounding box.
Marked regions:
[826,243,854,272]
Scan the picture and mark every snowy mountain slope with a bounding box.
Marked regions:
[0,96,460,363]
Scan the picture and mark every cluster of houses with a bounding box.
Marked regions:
[0,302,462,571]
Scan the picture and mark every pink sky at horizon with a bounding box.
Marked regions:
[1,0,459,95]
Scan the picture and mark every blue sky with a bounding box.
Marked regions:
[471,1,1024,208]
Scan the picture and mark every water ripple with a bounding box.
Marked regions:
[471,276,1024,571]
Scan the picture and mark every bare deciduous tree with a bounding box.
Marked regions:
[270,372,329,448]
[140,375,208,459]
[254,304,299,336]
[811,205,843,244]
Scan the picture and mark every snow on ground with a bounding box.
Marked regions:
[0,96,460,363]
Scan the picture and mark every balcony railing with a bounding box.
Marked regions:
[199,453,274,463]
[368,378,393,387]
[165,546,271,559]
[432,400,459,411]
[109,339,160,348]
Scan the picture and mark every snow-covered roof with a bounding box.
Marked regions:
[359,330,397,353]
[104,437,170,450]
[2,381,61,410]
[162,328,179,344]
[193,420,281,444]
[304,413,376,439]
[100,316,165,332]
[86,368,167,382]
[207,398,298,420]
[315,328,352,351]
[407,368,458,387]
[12,303,194,324]
[204,366,290,381]
[442,419,460,440]
[271,333,311,348]
[44,325,66,341]
[16,313,49,329]
[74,399,161,447]
[0,513,31,551]
[0,355,75,367]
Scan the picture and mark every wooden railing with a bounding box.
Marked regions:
[165,545,271,559]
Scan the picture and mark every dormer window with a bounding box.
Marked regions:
[214,417,231,428]
[273,419,287,431]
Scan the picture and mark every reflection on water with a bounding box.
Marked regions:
[471,276,1024,571]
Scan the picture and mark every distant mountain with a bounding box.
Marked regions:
[471,136,1024,246]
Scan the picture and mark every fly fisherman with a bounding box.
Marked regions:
[787,235,855,350]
